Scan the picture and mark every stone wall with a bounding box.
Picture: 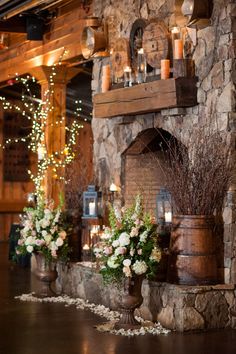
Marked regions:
[57,263,236,332]
[91,0,236,283]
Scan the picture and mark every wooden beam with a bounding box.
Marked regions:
[0,6,92,82]
[0,200,26,212]
[93,78,198,119]
[0,17,26,33]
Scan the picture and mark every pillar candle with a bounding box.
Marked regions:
[165,211,172,223]
[174,39,183,59]
[161,59,170,80]
[101,64,111,92]
[89,202,96,215]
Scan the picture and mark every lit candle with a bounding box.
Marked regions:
[137,48,146,83]
[83,244,90,250]
[109,182,118,192]
[165,211,172,223]
[161,59,170,80]
[101,64,111,92]
[89,201,96,216]
[124,66,132,87]
[174,39,183,59]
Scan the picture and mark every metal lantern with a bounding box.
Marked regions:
[181,0,213,27]
[83,185,102,218]
[156,188,172,226]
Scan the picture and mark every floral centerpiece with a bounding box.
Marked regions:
[16,193,70,262]
[94,195,161,284]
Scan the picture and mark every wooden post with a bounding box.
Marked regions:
[173,59,195,78]
[30,65,80,205]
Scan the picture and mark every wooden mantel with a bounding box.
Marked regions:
[93,77,198,118]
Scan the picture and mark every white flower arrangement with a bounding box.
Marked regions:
[16,193,70,262]
[94,195,162,283]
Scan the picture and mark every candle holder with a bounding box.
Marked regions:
[82,185,102,218]
[124,66,132,87]
[109,181,118,205]
[136,48,147,84]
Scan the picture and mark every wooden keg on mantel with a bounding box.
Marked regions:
[111,38,131,80]
[142,19,170,69]
[167,215,218,285]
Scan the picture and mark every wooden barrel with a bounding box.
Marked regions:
[167,215,218,285]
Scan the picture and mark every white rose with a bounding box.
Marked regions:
[118,232,130,247]
[112,239,120,248]
[132,260,147,275]
[42,230,47,237]
[130,227,139,237]
[26,245,34,253]
[123,266,131,277]
[25,236,33,245]
[123,259,131,267]
[114,247,126,256]
[59,230,67,240]
[56,237,64,247]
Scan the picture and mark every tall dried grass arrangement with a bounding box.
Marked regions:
[159,128,233,215]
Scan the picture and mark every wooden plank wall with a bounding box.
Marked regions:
[0,106,35,241]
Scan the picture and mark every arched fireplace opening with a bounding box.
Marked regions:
[121,127,180,218]
[122,127,224,282]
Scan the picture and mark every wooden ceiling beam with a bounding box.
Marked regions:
[0,17,26,33]
[0,5,92,82]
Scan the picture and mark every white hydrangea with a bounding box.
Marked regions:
[44,234,52,245]
[132,260,147,275]
[107,255,119,269]
[25,236,34,245]
[118,232,130,247]
[139,230,148,243]
[40,218,50,229]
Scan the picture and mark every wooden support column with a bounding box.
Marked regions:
[31,65,79,205]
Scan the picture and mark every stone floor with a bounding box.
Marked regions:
[1,242,236,354]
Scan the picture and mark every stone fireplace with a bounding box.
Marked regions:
[57,0,236,332]
[91,0,236,285]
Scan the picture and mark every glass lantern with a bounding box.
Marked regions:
[83,185,102,218]
[156,188,172,226]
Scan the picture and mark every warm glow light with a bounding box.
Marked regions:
[109,182,118,192]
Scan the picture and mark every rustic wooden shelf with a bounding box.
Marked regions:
[93,77,197,118]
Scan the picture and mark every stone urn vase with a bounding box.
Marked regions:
[34,252,58,297]
[115,275,144,330]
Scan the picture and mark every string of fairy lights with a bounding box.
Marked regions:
[0,54,89,196]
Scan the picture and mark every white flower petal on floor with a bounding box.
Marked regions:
[15,293,170,336]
